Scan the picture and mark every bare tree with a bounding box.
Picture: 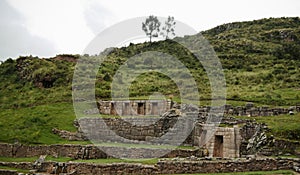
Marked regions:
[161,16,176,39]
[142,15,161,42]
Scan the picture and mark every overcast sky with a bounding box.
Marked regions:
[0,0,299,61]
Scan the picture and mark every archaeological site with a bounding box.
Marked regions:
[0,101,299,174]
[1,16,300,175]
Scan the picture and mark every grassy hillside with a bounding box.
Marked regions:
[202,17,300,106]
[0,17,299,144]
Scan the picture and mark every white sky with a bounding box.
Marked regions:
[1,0,300,60]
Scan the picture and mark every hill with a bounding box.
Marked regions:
[0,17,299,144]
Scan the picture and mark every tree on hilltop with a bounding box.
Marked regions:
[142,15,161,42]
[161,16,176,39]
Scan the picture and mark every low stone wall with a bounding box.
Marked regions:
[66,162,157,175]
[222,104,299,117]
[0,162,33,171]
[0,144,105,159]
[0,143,205,159]
[82,117,176,141]
[0,169,18,175]
[0,158,298,175]
[78,112,195,145]
[157,158,296,174]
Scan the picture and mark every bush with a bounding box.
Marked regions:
[103,73,112,81]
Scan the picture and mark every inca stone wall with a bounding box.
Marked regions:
[77,111,195,145]
[0,158,298,175]
[0,143,205,159]
[97,100,172,116]
[0,169,18,175]
[156,158,297,174]
[4,103,296,162]
[222,103,299,117]
[193,124,241,158]
[97,100,299,117]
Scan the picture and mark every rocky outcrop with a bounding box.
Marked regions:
[245,124,269,155]
[240,122,272,156]
[52,128,86,141]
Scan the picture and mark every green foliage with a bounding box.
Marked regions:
[0,17,300,144]
[203,17,300,106]
[0,103,78,144]
[0,156,73,163]
[252,113,300,141]
[103,72,112,81]
[0,166,30,173]
[0,56,74,109]
[16,55,75,88]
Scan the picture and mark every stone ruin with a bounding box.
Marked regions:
[0,100,300,174]
[1,153,300,175]
[223,103,300,117]
[1,102,300,174]
[194,124,242,158]
[52,102,299,159]
[97,100,173,116]
[97,100,299,117]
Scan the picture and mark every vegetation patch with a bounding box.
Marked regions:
[0,17,300,144]
[0,156,72,163]
[235,113,300,141]
[0,165,29,173]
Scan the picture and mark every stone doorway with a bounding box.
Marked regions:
[137,102,145,115]
[213,135,224,157]
[152,102,158,115]
[123,103,130,115]
[110,102,117,115]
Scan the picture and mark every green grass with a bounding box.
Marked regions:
[254,113,300,141]
[0,165,29,173]
[236,113,300,141]
[0,102,79,144]
[0,156,73,163]
[0,156,37,162]
[273,155,299,159]
[0,17,300,144]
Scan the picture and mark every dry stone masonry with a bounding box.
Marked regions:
[0,143,206,160]
[0,158,299,175]
[97,101,299,117]
[1,102,299,174]
[97,100,173,116]
[50,102,300,159]
[194,124,242,158]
